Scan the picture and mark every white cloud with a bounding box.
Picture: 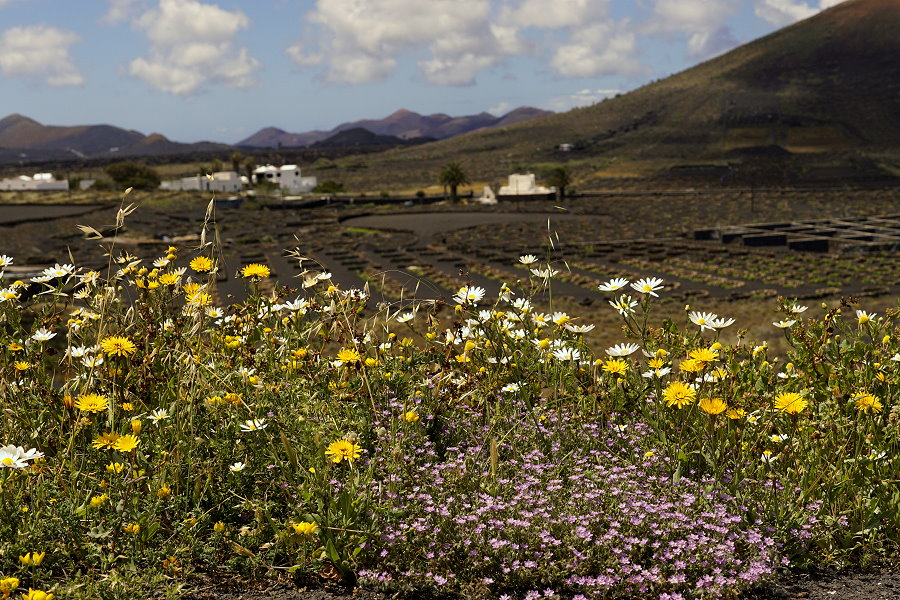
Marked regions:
[502,0,610,29]
[128,0,259,95]
[101,0,138,24]
[753,0,837,26]
[644,0,740,58]
[544,88,621,112]
[488,101,512,116]
[549,23,643,78]
[288,0,521,85]
[0,24,84,86]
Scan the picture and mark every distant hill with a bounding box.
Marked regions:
[328,0,900,189]
[310,127,432,149]
[0,114,231,164]
[237,107,554,148]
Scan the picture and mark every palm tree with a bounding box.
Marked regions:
[544,166,571,202]
[230,151,243,174]
[439,162,469,203]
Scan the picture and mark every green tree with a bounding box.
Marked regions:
[243,156,256,180]
[105,162,160,190]
[544,166,571,202]
[230,151,243,174]
[439,162,469,203]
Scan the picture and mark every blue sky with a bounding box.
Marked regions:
[0,0,843,144]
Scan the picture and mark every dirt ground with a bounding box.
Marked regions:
[174,567,900,600]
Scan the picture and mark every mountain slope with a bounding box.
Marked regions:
[331,0,900,188]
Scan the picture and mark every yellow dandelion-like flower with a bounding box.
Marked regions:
[14,361,30,371]
[726,408,746,419]
[853,393,883,414]
[679,358,705,373]
[699,397,728,415]
[100,336,137,357]
[602,359,628,376]
[241,263,270,278]
[190,256,214,272]
[113,434,139,452]
[336,348,361,364]
[324,439,362,464]
[21,589,54,600]
[76,393,109,413]
[158,273,180,286]
[92,432,121,449]
[663,381,696,409]
[688,348,718,363]
[403,410,420,423]
[291,521,319,536]
[774,392,808,414]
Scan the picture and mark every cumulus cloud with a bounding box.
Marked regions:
[0,24,84,86]
[501,0,610,29]
[544,88,621,112]
[550,22,643,78]
[645,0,740,58]
[128,0,259,95]
[754,0,840,26]
[101,0,138,24]
[287,0,524,85]
[289,0,647,85]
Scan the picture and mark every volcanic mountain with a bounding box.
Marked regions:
[0,114,230,163]
[338,0,900,188]
[237,107,553,148]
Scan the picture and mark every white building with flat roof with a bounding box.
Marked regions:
[0,172,69,191]
[498,173,554,197]
[160,171,243,193]
[252,164,317,193]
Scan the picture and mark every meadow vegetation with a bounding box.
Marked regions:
[1,196,899,600]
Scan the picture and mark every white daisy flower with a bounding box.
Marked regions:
[630,277,664,297]
[453,285,485,305]
[552,347,581,361]
[606,343,640,357]
[501,382,521,393]
[598,278,629,292]
[0,255,13,267]
[31,328,57,342]
[609,295,638,316]
[396,312,415,324]
[564,323,595,334]
[530,267,558,279]
[239,418,267,432]
[689,311,718,331]
[710,316,736,329]
[518,254,538,265]
[773,320,797,328]
[230,461,247,472]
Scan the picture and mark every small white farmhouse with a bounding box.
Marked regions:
[0,172,69,191]
[252,164,317,194]
[498,173,554,196]
[159,171,243,193]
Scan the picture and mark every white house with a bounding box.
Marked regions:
[252,164,317,193]
[498,173,554,197]
[160,171,243,193]
[0,172,69,191]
